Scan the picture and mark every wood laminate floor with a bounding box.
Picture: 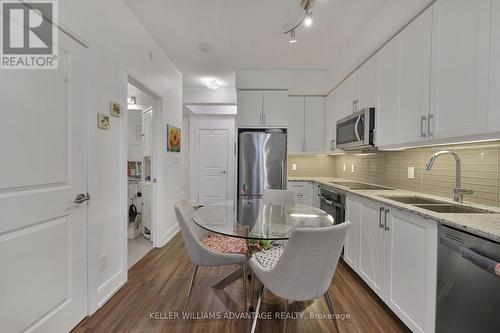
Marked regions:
[73,233,410,333]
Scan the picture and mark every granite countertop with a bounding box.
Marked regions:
[289,176,500,243]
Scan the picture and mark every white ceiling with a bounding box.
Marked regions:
[124,0,390,89]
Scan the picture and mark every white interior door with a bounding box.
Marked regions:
[198,129,228,204]
[0,32,87,332]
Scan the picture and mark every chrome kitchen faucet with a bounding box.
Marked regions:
[425,151,473,203]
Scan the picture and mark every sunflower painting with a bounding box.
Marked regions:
[167,124,181,152]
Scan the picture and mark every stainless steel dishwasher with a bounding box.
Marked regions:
[436,225,500,332]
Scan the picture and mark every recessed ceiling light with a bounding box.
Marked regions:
[289,31,297,44]
[205,79,219,90]
[304,13,313,27]
[197,43,214,53]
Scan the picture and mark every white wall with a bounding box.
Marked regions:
[188,114,236,202]
[58,0,183,314]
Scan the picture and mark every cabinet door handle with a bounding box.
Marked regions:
[428,114,434,137]
[379,207,384,228]
[384,208,390,231]
[263,114,266,125]
[421,116,427,137]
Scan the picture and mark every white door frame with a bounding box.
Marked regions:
[123,75,162,250]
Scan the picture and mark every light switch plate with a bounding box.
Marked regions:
[408,167,415,179]
[351,164,355,173]
[292,163,297,171]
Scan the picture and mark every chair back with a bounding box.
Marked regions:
[174,200,209,265]
[269,221,351,301]
[262,189,297,205]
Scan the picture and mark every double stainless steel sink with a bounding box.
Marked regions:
[380,195,495,214]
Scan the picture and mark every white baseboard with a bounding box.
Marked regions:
[157,223,179,248]
[95,270,127,310]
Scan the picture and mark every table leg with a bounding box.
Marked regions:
[212,267,243,289]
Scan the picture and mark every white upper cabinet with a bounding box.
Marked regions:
[262,90,289,127]
[429,0,491,139]
[325,91,338,151]
[488,0,500,133]
[336,74,357,120]
[237,90,263,127]
[304,97,325,153]
[377,7,432,147]
[355,56,379,111]
[288,96,325,154]
[237,90,288,127]
[288,96,305,153]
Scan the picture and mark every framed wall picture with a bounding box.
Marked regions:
[110,101,121,117]
[97,113,110,129]
[166,124,181,152]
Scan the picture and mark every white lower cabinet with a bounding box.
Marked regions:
[345,194,437,333]
[344,196,361,271]
[385,208,438,333]
[358,199,386,297]
[312,183,321,208]
[287,181,313,205]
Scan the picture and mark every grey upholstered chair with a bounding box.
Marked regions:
[262,189,297,205]
[174,200,248,311]
[249,221,351,333]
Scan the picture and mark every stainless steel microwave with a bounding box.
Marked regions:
[336,107,376,150]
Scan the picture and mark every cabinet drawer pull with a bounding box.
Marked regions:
[384,208,390,231]
[428,114,434,137]
[421,116,427,137]
[379,207,384,228]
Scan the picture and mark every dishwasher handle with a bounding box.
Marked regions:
[441,236,500,277]
[460,246,500,278]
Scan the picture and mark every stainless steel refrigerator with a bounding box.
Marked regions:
[238,129,287,199]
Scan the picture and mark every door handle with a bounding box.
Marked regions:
[220,170,227,174]
[420,116,427,137]
[428,114,434,137]
[354,116,361,141]
[384,208,390,231]
[379,207,384,228]
[280,160,285,189]
[74,193,91,204]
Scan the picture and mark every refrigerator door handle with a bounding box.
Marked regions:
[281,160,285,189]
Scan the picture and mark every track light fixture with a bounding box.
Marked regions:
[284,0,315,43]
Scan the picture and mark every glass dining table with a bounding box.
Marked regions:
[193,198,335,289]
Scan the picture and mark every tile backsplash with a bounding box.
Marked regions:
[289,141,500,207]
[288,154,336,177]
[334,142,500,207]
